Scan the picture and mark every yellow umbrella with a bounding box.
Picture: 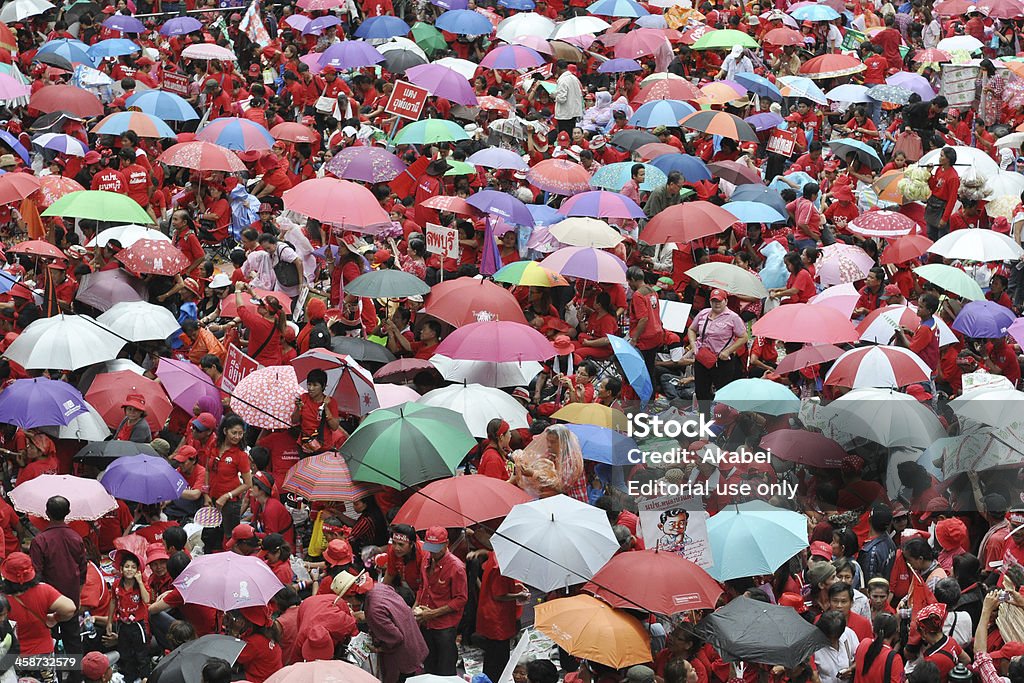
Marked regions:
[535,595,652,670]
[549,217,625,249]
[552,403,628,431]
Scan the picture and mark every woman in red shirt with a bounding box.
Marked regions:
[234,285,286,366]
[261,533,297,588]
[2,552,76,657]
[197,183,231,242]
[926,147,961,241]
[291,368,344,454]
[203,415,253,552]
[108,551,151,683]
[228,606,283,683]
[854,614,902,683]
[478,418,513,480]
[574,291,618,363]
[769,252,816,304]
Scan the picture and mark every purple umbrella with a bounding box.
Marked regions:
[745,112,784,131]
[101,455,188,504]
[173,553,285,611]
[405,63,478,106]
[466,147,530,171]
[285,14,311,31]
[303,15,342,35]
[598,58,642,73]
[885,72,936,101]
[0,377,87,429]
[952,300,1016,339]
[319,40,385,69]
[323,146,407,183]
[559,190,646,219]
[540,246,628,285]
[159,16,203,36]
[75,269,147,311]
[467,189,534,225]
[155,357,224,421]
[102,14,145,33]
[480,45,546,70]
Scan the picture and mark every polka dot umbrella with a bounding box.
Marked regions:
[115,238,190,277]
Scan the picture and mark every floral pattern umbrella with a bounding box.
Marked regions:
[527,158,592,195]
[230,366,302,430]
[817,244,875,286]
[115,239,190,277]
[323,146,406,183]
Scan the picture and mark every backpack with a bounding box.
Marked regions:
[308,322,331,350]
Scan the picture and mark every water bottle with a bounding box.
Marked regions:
[81,611,95,638]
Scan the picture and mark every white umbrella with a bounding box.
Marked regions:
[39,403,111,442]
[377,37,428,61]
[492,494,618,591]
[98,301,181,342]
[417,383,529,437]
[995,134,1024,151]
[432,57,477,81]
[918,146,1000,179]
[4,315,126,371]
[937,35,984,53]
[819,388,945,448]
[550,16,610,40]
[983,170,1024,198]
[496,13,556,41]
[949,387,1024,428]
[825,83,870,103]
[0,0,53,22]
[859,304,958,347]
[430,355,543,388]
[927,228,1024,262]
[87,224,171,248]
[374,383,420,409]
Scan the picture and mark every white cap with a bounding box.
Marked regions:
[209,273,231,289]
[342,125,357,137]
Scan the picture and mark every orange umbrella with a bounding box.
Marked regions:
[534,595,652,669]
[873,170,906,204]
[700,82,743,105]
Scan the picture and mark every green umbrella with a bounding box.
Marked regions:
[42,190,154,224]
[444,160,477,176]
[344,269,431,298]
[393,119,470,145]
[340,402,476,487]
[691,29,759,50]
[412,22,447,55]
[913,263,985,301]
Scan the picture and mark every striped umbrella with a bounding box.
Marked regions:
[125,90,198,121]
[290,349,379,416]
[493,260,569,287]
[527,158,592,196]
[197,117,275,152]
[559,190,646,219]
[33,132,88,156]
[679,110,758,143]
[282,451,381,502]
[92,111,175,138]
[540,246,628,285]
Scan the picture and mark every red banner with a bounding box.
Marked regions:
[221,344,260,393]
[161,72,191,97]
[385,80,429,121]
[766,129,797,158]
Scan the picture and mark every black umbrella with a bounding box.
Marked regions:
[610,129,659,152]
[32,52,74,71]
[64,0,101,23]
[384,49,427,74]
[149,635,246,683]
[729,184,788,217]
[74,440,157,463]
[30,111,83,132]
[695,597,829,669]
[330,336,397,366]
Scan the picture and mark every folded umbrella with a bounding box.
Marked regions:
[0,377,87,429]
[393,474,532,529]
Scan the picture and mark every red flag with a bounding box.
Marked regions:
[390,156,429,199]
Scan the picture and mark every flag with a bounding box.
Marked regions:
[212,14,234,50]
[479,217,502,277]
[239,0,271,48]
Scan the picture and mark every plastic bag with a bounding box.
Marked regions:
[759,240,789,290]
[307,509,327,557]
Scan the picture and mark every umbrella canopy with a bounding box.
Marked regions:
[706,501,808,581]
[354,15,412,38]
[919,145,999,178]
[493,495,619,591]
[197,117,275,152]
[679,110,758,142]
[317,41,384,69]
[466,189,533,225]
[820,388,946,448]
[848,210,917,238]
[598,57,642,73]
[824,346,931,389]
[590,162,668,193]
[697,596,830,669]
[281,451,380,502]
[527,158,592,195]
[290,349,378,416]
[417,383,529,437]
[552,402,628,430]
[629,100,698,129]
[434,320,555,362]
[158,141,247,173]
[585,550,723,613]
[424,276,528,326]
[0,0,53,21]
[405,63,477,105]
[10,474,116,521]
[952,299,1017,338]
[101,455,187,504]
[817,243,876,286]
[558,190,645,220]
[800,52,865,79]
[87,38,141,59]
[89,225,170,248]
[344,270,430,298]
[534,595,651,669]
[230,366,302,430]
[393,474,532,529]
[466,147,530,171]
[760,429,847,468]
[722,200,785,224]
[649,153,712,182]
[29,84,103,117]
[540,246,627,285]
[5,314,125,370]
[882,234,933,264]
[692,28,759,49]
[97,300,180,342]
[607,335,654,402]
[929,228,1024,262]
[429,355,543,388]
[495,12,555,40]
[283,178,391,232]
[0,377,87,429]
[642,201,739,244]
[859,304,959,347]
[330,337,396,366]
[828,137,883,170]
[549,217,624,248]
[686,263,769,298]
[85,370,173,432]
[393,118,470,145]
[752,303,860,344]
[149,635,246,683]
[374,358,437,384]
[492,261,569,287]
[266,662,380,683]
[116,239,189,277]
[436,8,493,33]
[340,402,476,487]
[75,269,146,311]
[172,553,285,611]
[38,38,96,67]
[33,132,87,156]
[562,424,636,465]
[323,146,407,183]
[949,387,1024,429]
[42,189,154,223]
[715,378,800,415]
[125,90,198,121]
[155,357,223,421]
[0,173,40,205]
[914,263,985,300]
[160,16,202,35]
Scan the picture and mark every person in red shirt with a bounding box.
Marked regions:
[474,529,528,683]
[261,533,296,588]
[383,525,424,594]
[918,604,968,681]
[203,79,233,119]
[894,293,940,374]
[254,153,293,199]
[627,266,665,382]
[17,432,58,486]
[90,159,126,193]
[234,285,286,367]
[770,252,817,304]
[228,606,284,683]
[108,550,150,683]
[415,526,468,675]
[927,148,960,240]
[871,15,904,71]
[256,429,301,490]
[478,418,513,480]
[861,43,888,85]
[251,471,295,547]
[987,274,1014,310]
[203,415,253,551]
[824,182,860,236]
[854,267,887,318]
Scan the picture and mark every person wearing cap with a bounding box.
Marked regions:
[251,471,294,547]
[916,602,969,679]
[977,496,1011,568]
[225,523,264,557]
[225,605,284,681]
[81,650,119,683]
[42,259,76,312]
[2,552,76,660]
[414,526,468,675]
[285,575,358,665]
[687,288,747,401]
[183,411,217,462]
[16,432,58,487]
[115,392,152,444]
[233,280,287,366]
[146,543,173,596]
[167,445,206,520]
[0,155,16,173]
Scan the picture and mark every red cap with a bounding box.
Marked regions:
[373,249,392,265]
[122,392,147,413]
[423,526,449,551]
[322,65,337,75]
[84,150,101,164]
[146,544,170,563]
[46,260,67,270]
[172,445,198,463]
[709,288,727,301]
[239,605,272,627]
[192,412,217,431]
[905,383,932,402]
[81,652,114,680]
[991,642,1024,661]
[882,284,902,297]
[1,552,34,583]
[302,624,335,660]
[224,523,263,550]
[809,540,833,560]
[323,538,354,566]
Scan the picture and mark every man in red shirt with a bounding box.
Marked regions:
[383,524,424,594]
[627,266,665,385]
[90,158,127,194]
[895,293,940,374]
[203,79,233,119]
[414,527,467,676]
[474,528,528,683]
[870,14,905,71]
[120,148,151,213]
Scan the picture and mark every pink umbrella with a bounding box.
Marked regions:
[375,383,421,408]
[540,246,628,284]
[0,74,29,100]
[614,28,669,59]
[848,210,916,238]
[510,35,553,54]
[172,553,285,611]
[809,282,859,319]
[229,366,302,430]
[158,141,247,172]
[774,344,845,375]
[434,320,557,362]
[10,474,116,521]
[527,158,592,196]
[752,303,861,344]
[290,349,379,416]
[298,52,323,74]
[156,357,224,421]
[181,43,237,61]
[816,243,874,286]
[282,178,391,232]
[75,269,147,311]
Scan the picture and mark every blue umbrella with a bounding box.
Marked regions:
[87,38,141,60]
[789,3,840,20]
[733,72,782,101]
[354,16,412,39]
[828,137,883,171]
[93,111,175,138]
[629,100,696,128]
[564,424,638,465]
[607,334,653,403]
[597,58,642,74]
[0,130,29,165]
[125,90,198,121]
[38,39,96,67]
[636,14,667,27]
[722,200,787,224]
[499,0,536,8]
[159,16,203,36]
[730,184,787,215]
[590,161,667,192]
[778,75,827,105]
[435,9,492,34]
[715,378,801,415]
[706,501,809,581]
[33,133,89,156]
[0,377,87,429]
[587,0,649,16]
[102,14,146,33]
[649,153,712,182]
[0,270,19,295]
[101,454,188,504]
[745,112,784,131]
[467,189,534,225]
[527,204,563,226]
[952,300,1017,339]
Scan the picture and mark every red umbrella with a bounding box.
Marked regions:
[434,320,556,362]
[934,0,973,14]
[763,27,803,45]
[708,161,763,186]
[290,349,378,416]
[219,288,292,317]
[752,303,861,344]
[760,430,847,469]
[85,370,173,432]
[642,201,737,244]
[527,158,592,196]
[30,85,103,117]
[799,53,865,79]
[824,345,931,389]
[424,278,528,326]
[0,174,40,206]
[583,550,724,614]
[980,0,1024,18]
[912,48,952,62]
[283,177,391,232]
[269,122,321,144]
[115,239,190,276]
[34,175,84,208]
[848,210,917,238]
[635,142,679,161]
[421,195,481,216]
[158,141,247,172]
[881,234,933,265]
[774,343,845,374]
[391,474,532,530]
[634,79,703,105]
[373,358,436,383]
[9,239,66,259]
[477,95,513,113]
